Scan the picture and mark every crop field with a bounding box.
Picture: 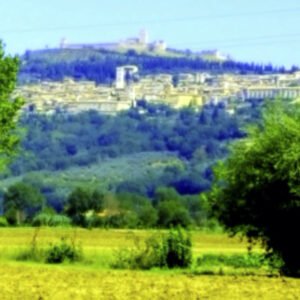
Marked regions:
[0,228,299,299]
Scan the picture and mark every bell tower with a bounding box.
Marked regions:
[139,29,148,45]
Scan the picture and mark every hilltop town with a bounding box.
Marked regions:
[15,66,300,115]
[59,29,230,60]
[14,30,300,114]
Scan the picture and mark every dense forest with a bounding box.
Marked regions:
[0,100,263,228]
[19,48,297,84]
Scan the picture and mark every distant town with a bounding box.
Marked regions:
[15,67,300,115]
[14,30,300,115]
[59,29,230,60]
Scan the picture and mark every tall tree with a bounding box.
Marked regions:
[211,101,300,277]
[0,41,23,170]
[65,187,104,225]
[3,182,45,224]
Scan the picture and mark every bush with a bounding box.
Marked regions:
[112,227,192,269]
[16,228,44,262]
[112,233,166,270]
[157,201,192,228]
[0,216,9,227]
[164,227,192,268]
[85,214,104,228]
[16,229,82,264]
[45,237,82,263]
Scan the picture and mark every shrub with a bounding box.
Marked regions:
[16,230,83,264]
[112,233,166,270]
[112,227,192,269]
[45,237,82,264]
[164,227,192,268]
[16,228,44,262]
[85,214,104,228]
[0,216,9,227]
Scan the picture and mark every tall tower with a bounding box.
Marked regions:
[60,38,67,49]
[116,65,138,89]
[139,29,148,45]
[116,67,125,89]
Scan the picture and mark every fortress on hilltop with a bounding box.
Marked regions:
[60,29,167,53]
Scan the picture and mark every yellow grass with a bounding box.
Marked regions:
[0,264,299,300]
[0,228,298,299]
[0,227,251,250]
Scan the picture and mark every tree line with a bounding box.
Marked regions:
[2,182,214,230]
[19,48,296,84]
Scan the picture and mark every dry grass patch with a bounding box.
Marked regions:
[0,264,299,299]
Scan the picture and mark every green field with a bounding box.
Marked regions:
[0,228,299,299]
[0,228,250,265]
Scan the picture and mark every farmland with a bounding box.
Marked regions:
[0,228,299,299]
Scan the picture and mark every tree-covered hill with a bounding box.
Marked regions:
[0,98,266,228]
[0,100,263,206]
[19,48,291,84]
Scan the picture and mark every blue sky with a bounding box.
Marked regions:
[1,0,300,67]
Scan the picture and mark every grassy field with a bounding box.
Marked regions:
[0,228,299,299]
[0,228,252,264]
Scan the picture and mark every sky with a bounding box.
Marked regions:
[1,0,300,67]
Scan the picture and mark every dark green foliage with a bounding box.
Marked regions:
[154,187,181,204]
[211,101,300,277]
[0,41,23,170]
[10,102,244,180]
[65,187,103,225]
[157,200,191,228]
[154,187,192,228]
[112,227,192,269]
[45,237,82,263]
[0,216,8,227]
[137,205,158,228]
[164,227,192,268]
[111,233,166,270]
[115,193,158,228]
[3,182,45,225]
[1,93,264,227]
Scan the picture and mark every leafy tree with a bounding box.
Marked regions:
[0,41,23,170]
[157,200,191,228]
[65,187,103,225]
[137,205,158,228]
[3,182,45,224]
[154,187,181,205]
[211,101,300,276]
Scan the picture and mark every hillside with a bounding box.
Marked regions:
[19,48,288,84]
[0,152,182,210]
[0,100,264,213]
